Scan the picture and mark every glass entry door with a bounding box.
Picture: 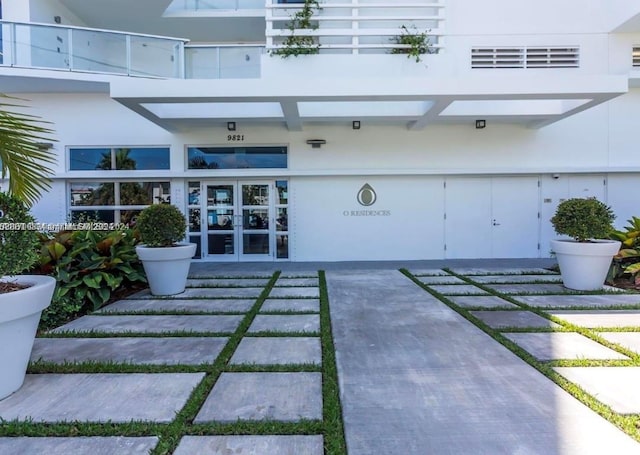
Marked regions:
[202,181,273,261]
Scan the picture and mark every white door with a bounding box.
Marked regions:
[445,178,492,259]
[445,177,540,259]
[491,177,540,258]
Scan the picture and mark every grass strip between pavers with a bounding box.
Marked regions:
[4,270,348,453]
[318,270,348,455]
[150,271,281,455]
[402,268,640,443]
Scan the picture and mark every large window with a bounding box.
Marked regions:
[187,146,287,170]
[69,147,170,171]
[69,181,170,225]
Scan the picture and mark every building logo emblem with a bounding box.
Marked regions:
[357,183,377,206]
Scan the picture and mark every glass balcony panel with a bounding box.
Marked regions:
[178,0,264,10]
[198,0,235,9]
[71,29,127,74]
[14,23,69,69]
[185,47,220,79]
[129,35,181,78]
[219,46,262,78]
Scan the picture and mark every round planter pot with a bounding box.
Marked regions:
[0,275,55,400]
[551,239,621,291]
[136,243,197,296]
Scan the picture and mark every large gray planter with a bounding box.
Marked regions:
[136,243,196,296]
[0,275,55,400]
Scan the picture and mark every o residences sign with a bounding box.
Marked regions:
[343,183,391,217]
[357,183,376,206]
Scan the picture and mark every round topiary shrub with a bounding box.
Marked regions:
[135,204,187,248]
[0,192,39,277]
[551,198,615,242]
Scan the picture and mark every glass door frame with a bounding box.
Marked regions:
[238,181,272,261]
[191,179,287,262]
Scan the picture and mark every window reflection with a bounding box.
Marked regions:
[276,180,288,204]
[242,184,268,206]
[71,182,115,206]
[69,181,170,225]
[187,146,287,170]
[70,147,170,171]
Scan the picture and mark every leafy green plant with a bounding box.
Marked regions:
[0,95,56,206]
[136,204,187,247]
[270,0,321,58]
[390,25,436,62]
[608,216,640,286]
[0,192,39,283]
[34,228,146,319]
[550,198,615,242]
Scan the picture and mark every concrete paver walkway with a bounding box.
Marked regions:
[1,259,640,454]
[327,269,640,454]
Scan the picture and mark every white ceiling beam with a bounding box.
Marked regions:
[408,99,452,130]
[280,101,303,131]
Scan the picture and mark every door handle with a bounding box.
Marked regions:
[492,219,501,226]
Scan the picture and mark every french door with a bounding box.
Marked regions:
[188,180,288,261]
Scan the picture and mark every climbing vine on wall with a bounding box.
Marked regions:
[271,0,321,58]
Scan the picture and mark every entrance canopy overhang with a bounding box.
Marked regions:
[110,75,628,132]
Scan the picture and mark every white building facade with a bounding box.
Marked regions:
[0,0,638,262]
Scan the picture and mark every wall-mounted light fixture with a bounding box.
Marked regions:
[227,121,236,131]
[475,119,486,129]
[352,120,361,130]
[306,139,327,149]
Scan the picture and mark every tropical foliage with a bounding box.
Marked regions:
[35,228,146,328]
[608,216,640,287]
[0,96,55,206]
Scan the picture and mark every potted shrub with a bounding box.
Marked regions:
[0,193,56,399]
[135,204,196,296]
[550,198,620,291]
[0,96,56,399]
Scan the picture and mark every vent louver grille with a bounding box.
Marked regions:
[472,46,579,69]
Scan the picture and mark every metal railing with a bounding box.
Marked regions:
[266,0,445,55]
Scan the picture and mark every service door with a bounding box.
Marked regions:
[491,177,540,258]
[445,178,492,259]
[445,177,540,259]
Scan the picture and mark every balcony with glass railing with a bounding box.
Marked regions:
[0,21,187,77]
[0,21,264,79]
[166,0,265,13]
[185,44,264,78]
